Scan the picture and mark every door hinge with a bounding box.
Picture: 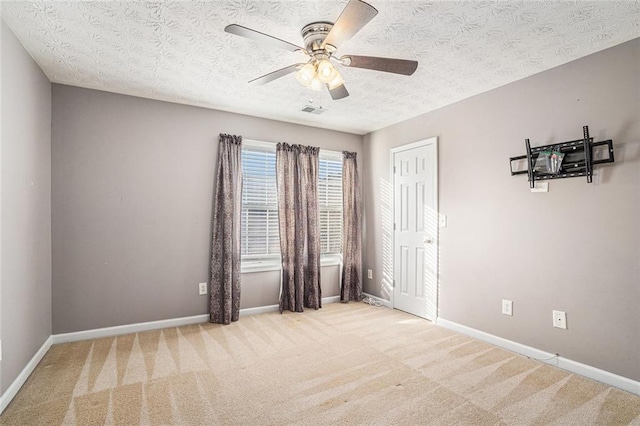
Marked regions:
[393,166,396,174]
[393,223,396,231]
[392,280,396,288]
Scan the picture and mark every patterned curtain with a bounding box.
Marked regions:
[209,134,242,324]
[341,151,362,302]
[276,143,322,313]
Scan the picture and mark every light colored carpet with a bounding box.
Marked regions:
[1,302,639,425]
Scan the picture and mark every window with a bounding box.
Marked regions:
[241,141,343,270]
[318,154,343,255]
[241,144,279,260]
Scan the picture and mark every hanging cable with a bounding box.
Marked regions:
[361,295,383,307]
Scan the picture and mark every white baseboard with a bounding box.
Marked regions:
[52,314,210,344]
[239,304,280,317]
[52,295,343,344]
[0,336,53,414]
[362,292,392,308]
[437,318,640,396]
[239,296,341,317]
[323,295,341,305]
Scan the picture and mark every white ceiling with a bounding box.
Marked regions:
[2,1,639,135]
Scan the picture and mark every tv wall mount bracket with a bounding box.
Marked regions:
[510,125,614,188]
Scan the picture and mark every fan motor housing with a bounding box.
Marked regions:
[301,21,334,53]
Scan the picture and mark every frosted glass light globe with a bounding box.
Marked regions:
[327,71,345,90]
[309,76,323,91]
[295,63,316,86]
[317,59,337,84]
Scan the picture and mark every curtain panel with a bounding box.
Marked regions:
[341,151,362,302]
[276,143,322,313]
[209,134,243,324]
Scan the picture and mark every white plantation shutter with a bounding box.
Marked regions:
[240,141,343,260]
[318,154,343,255]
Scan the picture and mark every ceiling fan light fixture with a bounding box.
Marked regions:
[317,59,337,83]
[226,0,418,101]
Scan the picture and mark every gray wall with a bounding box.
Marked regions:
[51,84,362,334]
[362,39,640,381]
[0,20,52,394]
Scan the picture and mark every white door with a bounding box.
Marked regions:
[393,139,438,320]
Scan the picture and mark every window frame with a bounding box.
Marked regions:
[240,140,343,274]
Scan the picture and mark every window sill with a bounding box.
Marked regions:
[241,260,281,274]
[241,255,343,274]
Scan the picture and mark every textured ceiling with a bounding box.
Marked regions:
[2,1,639,134]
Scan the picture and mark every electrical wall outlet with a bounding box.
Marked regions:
[367,269,373,280]
[502,299,513,316]
[553,310,567,329]
[198,282,208,295]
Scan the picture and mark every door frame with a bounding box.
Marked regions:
[390,137,439,320]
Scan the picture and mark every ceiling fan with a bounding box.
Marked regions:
[224,0,418,100]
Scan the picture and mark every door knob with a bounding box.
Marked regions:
[424,237,433,245]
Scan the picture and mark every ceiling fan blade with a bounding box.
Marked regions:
[322,0,378,50]
[249,64,305,85]
[341,55,418,75]
[225,24,305,52]
[328,83,349,100]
